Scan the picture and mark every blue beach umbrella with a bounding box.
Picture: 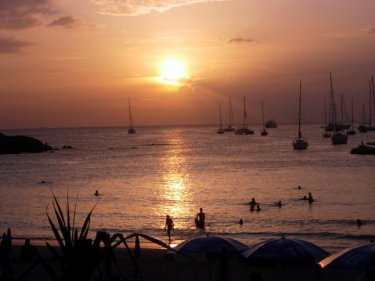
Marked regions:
[171,235,248,261]
[242,237,330,266]
[319,242,375,281]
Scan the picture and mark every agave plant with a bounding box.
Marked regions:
[40,192,103,281]
[40,192,184,281]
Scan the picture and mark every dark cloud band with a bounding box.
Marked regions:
[0,37,32,54]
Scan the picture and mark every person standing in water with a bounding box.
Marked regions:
[308,192,314,203]
[164,215,174,240]
[195,208,206,229]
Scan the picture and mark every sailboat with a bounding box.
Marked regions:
[293,81,308,150]
[235,96,254,135]
[358,76,375,133]
[127,98,136,134]
[217,104,224,134]
[260,101,268,136]
[325,93,350,131]
[223,96,235,132]
[329,72,348,145]
[346,97,356,135]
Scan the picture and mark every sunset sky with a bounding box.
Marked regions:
[1,0,375,129]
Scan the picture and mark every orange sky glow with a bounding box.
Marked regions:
[1,0,375,129]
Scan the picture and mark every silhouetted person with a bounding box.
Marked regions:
[308,192,314,203]
[164,215,174,240]
[297,185,302,190]
[249,198,257,206]
[239,219,244,225]
[195,208,205,229]
[94,190,100,196]
[256,204,261,212]
[277,200,282,207]
[250,205,255,212]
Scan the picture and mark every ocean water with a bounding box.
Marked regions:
[0,125,374,253]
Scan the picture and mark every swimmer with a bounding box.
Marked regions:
[249,198,257,206]
[256,204,261,212]
[276,200,282,207]
[239,219,243,225]
[356,219,363,227]
[308,192,314,203]
[297,185,302,190]
[94,190,100,196]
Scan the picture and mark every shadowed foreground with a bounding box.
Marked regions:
[3,245,322,281]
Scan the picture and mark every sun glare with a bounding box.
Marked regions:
[160,59,187,84]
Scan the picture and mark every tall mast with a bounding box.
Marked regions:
[351,97,354,125]
[261,101,265,130]
[298,80,302,139]
[243,96,248,128]
[372,76,375,126]
[330,72,337,130]
[228,96,233,128]
[324,96,327,127]
[219,104,223,130]
[369,79,372,126]
[128,97,133,130]
[340,94,344,124]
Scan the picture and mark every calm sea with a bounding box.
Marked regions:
[0,125,374,253]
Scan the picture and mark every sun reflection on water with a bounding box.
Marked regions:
[157,133,191,227]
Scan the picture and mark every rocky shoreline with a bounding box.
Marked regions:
[0,133,53,154]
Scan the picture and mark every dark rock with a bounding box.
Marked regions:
[62,145,73,149]
[0,133,53,154]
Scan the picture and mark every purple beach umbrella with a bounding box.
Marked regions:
[319,242,375,281]
[242,237,330,266]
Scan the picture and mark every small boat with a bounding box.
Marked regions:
[350,141,375,155]
[329,73,348,145]
[293,81,308,150]
[128,98,136,134]
[223,96,235,132]
[235,96,254,135]
[217,104,224,134]
[325,95,351,131]
[331,132,348,144]
[260,101,268,136]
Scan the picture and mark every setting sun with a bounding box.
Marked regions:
[160,59,187,84]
